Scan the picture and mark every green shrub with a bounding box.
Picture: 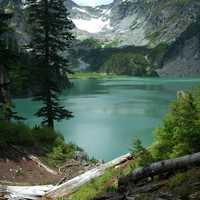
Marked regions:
[130,138,154,167]
[90,157,99,164]
[31,126,60,146]
[167,172,189,189]
[106,184,117,193]
[0,122,33,146]
[45,138,81,167]
[80,38,102,49]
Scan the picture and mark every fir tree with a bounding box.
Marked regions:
[0,10,21,121]
[26,0,74,128]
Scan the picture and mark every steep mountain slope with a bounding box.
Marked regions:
[158,21,200,76]
[68,0,149,46]
[69,0,200,77]
[0,0,27,45]
[68,0,200,47]
[1,0,200,76]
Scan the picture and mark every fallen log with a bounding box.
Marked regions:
[45,153,132,199]
[28,155,58,175]
[11,145,58,176]
[119,152,200,186]
[1,185,53,200]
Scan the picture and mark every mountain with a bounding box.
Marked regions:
[68,0,200,77]
[1,0,200,77]
[68,0,199,46]
[67,0,149,46]
[0,0,27,45]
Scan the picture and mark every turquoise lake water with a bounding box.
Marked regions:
[14,77,200,161]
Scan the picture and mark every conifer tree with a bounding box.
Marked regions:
[0,10,20,121]
[26,0,74,128]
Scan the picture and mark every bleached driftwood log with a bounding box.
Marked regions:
[120,152,200,184]
[28,155,58,175]
[1,185,53,200]
[46,153,132,199]
[11,145,58,175]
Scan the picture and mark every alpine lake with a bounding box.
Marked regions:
[14,77,200,161]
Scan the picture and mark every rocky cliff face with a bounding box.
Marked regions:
[69,0,199,45]
[67,0,200,77]
[158,38,200,77]
[1,0,200,77]
[68,0,149,46]
[0,0,27,45]
[157,21,200,77]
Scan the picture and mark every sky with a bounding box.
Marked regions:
[73,0,113,7]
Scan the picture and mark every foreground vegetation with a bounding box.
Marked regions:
[0,122,83,168]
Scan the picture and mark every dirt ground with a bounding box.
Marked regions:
[0,146,97,186]
[0,147,61,185]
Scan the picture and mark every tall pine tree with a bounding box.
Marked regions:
[26,0,74,128]
[0,10,20,121]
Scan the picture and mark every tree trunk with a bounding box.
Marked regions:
[0,64,10,121]
[119,152,200,187]
[0,64,9,102]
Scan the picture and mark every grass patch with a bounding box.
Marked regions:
[167,172,189,189]
[67,170,115,200]
[69,72,124,79]
[66,160,135,200]
[165,168,200,199]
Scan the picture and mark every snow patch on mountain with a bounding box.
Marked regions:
[72,18,111,33]
[68,0,150,46]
